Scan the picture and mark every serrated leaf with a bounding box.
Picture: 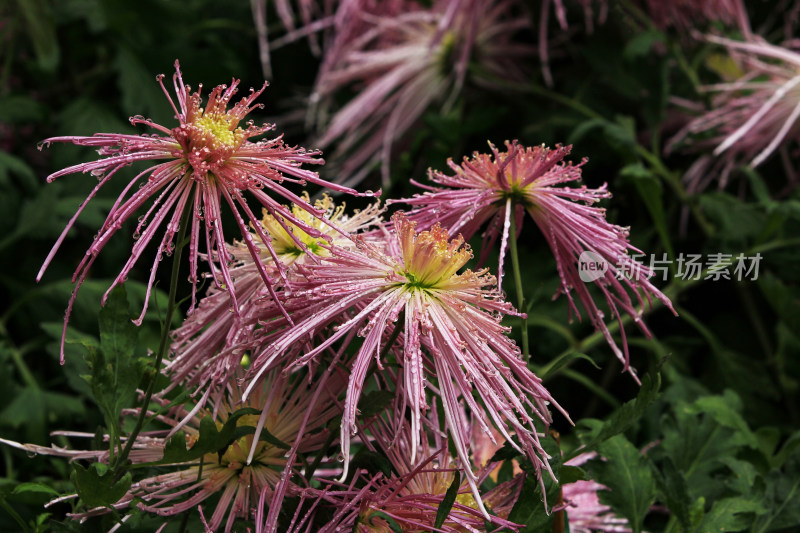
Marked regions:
[661,393,754,499]
[654,457,691,530]
[434,470,460,529]
[71,462,131,508]
[697,497,765,532]
[587,435,656,533]
[753,446,800,531]
[686,391,759,449]
[83,286,142,445]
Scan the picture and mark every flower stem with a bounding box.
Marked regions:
[113,205,191,478]
[508,211,530,361]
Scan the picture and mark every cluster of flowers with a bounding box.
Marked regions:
[15,0,800,529]
[6,56,674,531]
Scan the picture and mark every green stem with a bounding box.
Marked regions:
[507,207,529,361]
[113,205,191,478]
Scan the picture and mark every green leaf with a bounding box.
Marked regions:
[697,497,765,532]
[11,483,60,498]
[753,446,800,531]
[559,465,589,484]
[587,435,656,533]
[348,449,393,480]
[158,408,262,464]
[82,285,142,445]
[508,438,562,531]
[573,373,661,458]
[686,391,759,449]
[434,470,460,529]
[358,390,394,419]
[114,47,172,123]
[660,392,755,499]
[508,475,554,532]
[654,457,691,530]
[70,462,131,508]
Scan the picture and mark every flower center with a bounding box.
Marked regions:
[396,215,472,291]
[195,113,239,147]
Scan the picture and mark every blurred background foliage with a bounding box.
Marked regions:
[0,0,799,531]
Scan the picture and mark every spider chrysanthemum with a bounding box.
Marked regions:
[243,212,567,513]
[37,60,374,362]
[399,141,675,378]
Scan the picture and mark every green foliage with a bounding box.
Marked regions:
[79,285,144,458]
[70,462,131,509]
[434,470,460,529]
[586,435,657,533]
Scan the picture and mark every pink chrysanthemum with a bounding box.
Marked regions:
[243,212,567,513]
[311,0,532,187]
[398,141,675,378]
[37,60,373,362]
[165,193,383,404]
[319,414,524,532]
[670,36,800,191]
[5,370,342,532]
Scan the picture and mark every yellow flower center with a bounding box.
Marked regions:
[195,113,239,147]
[261,194,342,260]
[399,218,472,290]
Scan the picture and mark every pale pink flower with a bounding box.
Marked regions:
[37,60,373,362]
[398,141,675,378]
[244,212,567,513]
[318,412,524,532]
[670,35,800,191]
[311,0,532,187]
[561,453,632,533]
[165,193,383,405]
[5,370,342,532]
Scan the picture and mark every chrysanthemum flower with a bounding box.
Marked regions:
[669,36,800,191]
[244,212,567,512]
[398,141,675,377]
[310,0,532,187]
[165,193,383,404]
[37,60,373,362]
[4,369,342,532]
[319,414,524,532]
